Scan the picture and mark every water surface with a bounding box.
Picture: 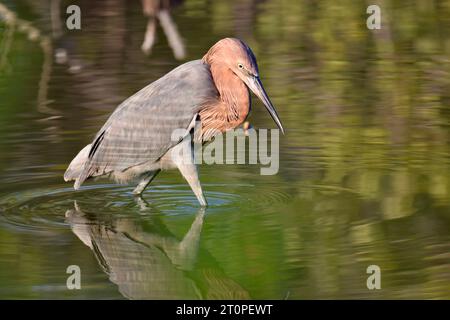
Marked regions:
[0,0,449,299]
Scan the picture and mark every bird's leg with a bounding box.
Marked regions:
[171,138,208,207]
[157,9,186,60]
[132,194,149,211]
[132,169,160,195]
[177,161,208,207]
[141,17,157,55]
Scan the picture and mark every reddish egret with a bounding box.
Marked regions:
[64,38,284,206]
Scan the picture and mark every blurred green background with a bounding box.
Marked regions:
[0,0,449,299]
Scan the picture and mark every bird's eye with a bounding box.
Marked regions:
[238,63,244,69]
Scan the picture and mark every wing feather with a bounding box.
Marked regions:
[74,60,217,188]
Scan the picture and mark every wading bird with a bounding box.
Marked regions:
[64,38,284,206]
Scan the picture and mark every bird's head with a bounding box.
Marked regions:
[203,38,284,134]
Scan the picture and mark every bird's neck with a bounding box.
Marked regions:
[210,64,250,125]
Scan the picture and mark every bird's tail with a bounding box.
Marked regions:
[64,144,92,188]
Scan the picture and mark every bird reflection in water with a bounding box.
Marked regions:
[65,202,249,299]
[141,0,186,60]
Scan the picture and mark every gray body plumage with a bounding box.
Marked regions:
[64,60,217,205]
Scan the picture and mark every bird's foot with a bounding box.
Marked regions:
[133,194,151,211]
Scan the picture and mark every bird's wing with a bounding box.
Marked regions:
[74,60,217,188]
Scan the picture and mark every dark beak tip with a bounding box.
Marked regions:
[250,76,285,136]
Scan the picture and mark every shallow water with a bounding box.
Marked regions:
[0,0,449,299]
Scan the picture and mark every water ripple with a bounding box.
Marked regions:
[0,183,252,232]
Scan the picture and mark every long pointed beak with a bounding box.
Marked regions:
[246,76,285,134]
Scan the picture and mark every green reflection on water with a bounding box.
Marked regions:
[0,0,449,299]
